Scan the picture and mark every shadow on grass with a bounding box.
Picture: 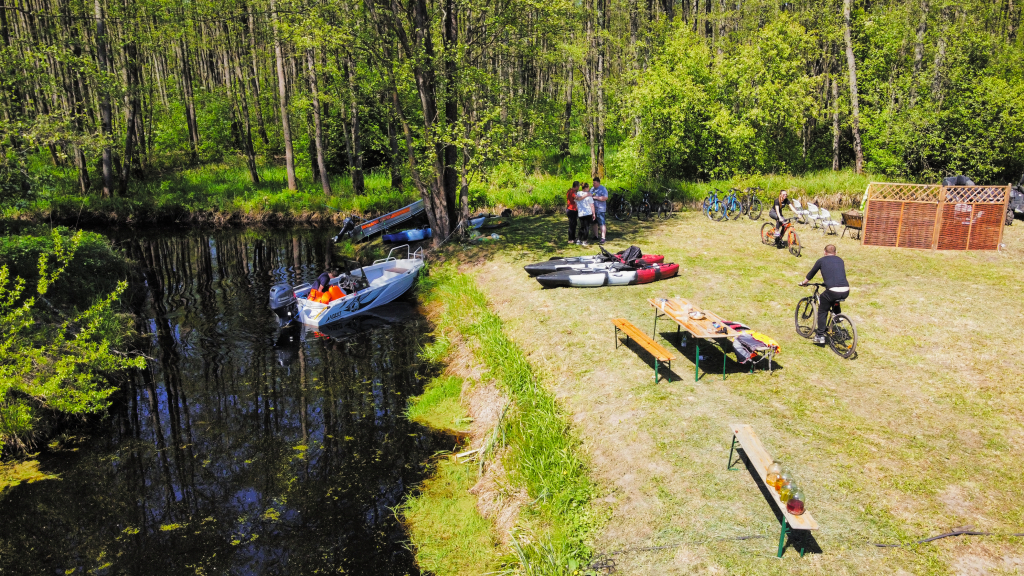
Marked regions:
[733,447,823,557]
[614,336,682,384]
[653,330,785,381]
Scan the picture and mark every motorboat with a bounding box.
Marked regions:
[272,245,425,328]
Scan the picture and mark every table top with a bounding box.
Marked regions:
[648,297,742,339]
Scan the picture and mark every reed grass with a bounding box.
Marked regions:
[413,265,602,575]
[405,376,470,432]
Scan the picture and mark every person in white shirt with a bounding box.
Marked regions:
[575,183,595,246]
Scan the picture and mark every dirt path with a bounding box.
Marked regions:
[469,213,1024,575]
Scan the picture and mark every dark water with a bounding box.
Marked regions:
[0,228,453,575]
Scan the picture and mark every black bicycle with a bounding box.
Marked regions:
[610,189,633,221]
[742,187,764,220]
[635,190,654,221]
[657,187,675,219]
[795,283,857,358]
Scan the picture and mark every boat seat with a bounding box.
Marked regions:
[384,267,408,274]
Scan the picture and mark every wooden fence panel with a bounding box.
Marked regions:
[863,183,1008,251]
[898,202,939,249]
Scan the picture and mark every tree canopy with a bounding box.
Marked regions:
[1,0,1023,239]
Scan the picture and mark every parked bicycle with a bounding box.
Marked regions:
[609,189,633,221]
[794,283,857,358]
[760,217,802,257]
[656,187,675,219]
[741,187,764,220]
[635,190,655,221]
[722,188,744,220]
[702,189,727,221]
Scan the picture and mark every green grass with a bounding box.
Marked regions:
[414,266,602,575]
[455,211,1024,574]
[406,376,471,432]
[402,460,500,576]
[11,147,883,224]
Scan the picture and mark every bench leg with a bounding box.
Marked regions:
[778,521,789,557]
[723,347,727,381]
[655,359,659,383]
[694,341,700,382]
[727,435,739,470]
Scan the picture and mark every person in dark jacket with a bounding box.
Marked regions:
[565,181,580,244]
[800,244,849,344]
[314,268,340,292]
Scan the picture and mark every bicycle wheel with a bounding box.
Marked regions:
[637,201,652,221]
[726,199,742,220]
[748,198,763,220]
[614,200,632,221]
[787,229,801,257]
[827,313,857,358]
[794,296,815,338]
[715,201,729,221]
[703,199,716,221]
[659,200,672,219]
[760,222,776,245]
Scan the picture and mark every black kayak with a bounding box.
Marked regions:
[524,246,664,276]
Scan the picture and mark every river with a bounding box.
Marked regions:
[0,227,452,575]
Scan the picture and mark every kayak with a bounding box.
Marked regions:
[334,199,426,243]
[525,252,664,276]
[535,263,678,288]
[381,216,490,244]
[383,228,433,243]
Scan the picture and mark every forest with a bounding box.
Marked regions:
[1,0,1023,237]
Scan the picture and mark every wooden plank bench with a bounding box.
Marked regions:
[612,318,675,382]
[727,424,819,557]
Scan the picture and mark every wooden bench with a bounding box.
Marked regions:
[612,318,675,382]
[727,424,819,557]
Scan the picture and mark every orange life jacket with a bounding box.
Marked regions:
[328,285,344,301]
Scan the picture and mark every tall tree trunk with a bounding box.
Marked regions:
[95,0,114,197]
[270,0,297,190]
[230,29,260,183]
[842,0,864,174]
[307,49,331,196]
[559,62,573,159]
[179,37,200,160]
[931,7,950,102]
[909,0,929,107]
[246,7,270,144]
[442,0,459,226]
[832,71,841,171]
[345,53,363,194]
[120,38,140,195]
[387,119,403,188]
[595,0,606,179]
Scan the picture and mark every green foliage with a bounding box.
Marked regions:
[0,229,143,452]
[405,375,469,432]
[0,227,132,311]
[420,266,600,575]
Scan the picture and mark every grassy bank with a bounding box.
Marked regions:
[10,149,879,226]
[402,265,602,575]
[457,211,1024,574]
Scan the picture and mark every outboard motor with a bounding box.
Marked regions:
[332,216,359,243]
[269,282,298,321]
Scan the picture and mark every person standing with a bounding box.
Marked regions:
[576,183,595,246]
[591,177,609,245]
[565,181,580,244]
[799,244,850,344]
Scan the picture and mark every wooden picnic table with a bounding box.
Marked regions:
[648,297,742,382]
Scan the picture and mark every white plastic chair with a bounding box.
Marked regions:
[819,209,840,235]
[805,203,821,229]
[790,199,810,224]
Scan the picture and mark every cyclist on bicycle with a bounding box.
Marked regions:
[799,244,849,344]
[769,190,791,245]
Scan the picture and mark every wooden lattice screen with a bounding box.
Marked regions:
[862,183,1009,250]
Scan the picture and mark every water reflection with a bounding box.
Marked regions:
[0,228,451,575]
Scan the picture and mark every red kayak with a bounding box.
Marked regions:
[634,263,679,284]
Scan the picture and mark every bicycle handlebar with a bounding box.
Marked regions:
[801,282,825,287]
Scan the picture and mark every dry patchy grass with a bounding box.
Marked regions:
[462,210,1024,575]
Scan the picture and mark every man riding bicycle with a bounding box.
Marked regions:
[799,244,849,344]
[769,190,791,246]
